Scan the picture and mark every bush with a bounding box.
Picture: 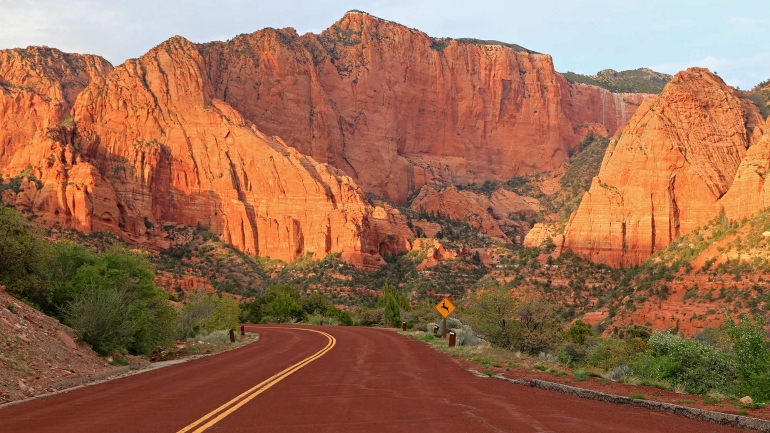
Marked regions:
[378,283,405,327]
[566,319,593,344]
[60,246,177,355]
[356,308,384,326]
[0,206,54,309]
[725,315,770,401]
[628,332,735,395]
[64,286,139,355]
[178,292,239,339]
[466,287,563,354]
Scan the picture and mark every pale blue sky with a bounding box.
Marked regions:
[0,0,767,88]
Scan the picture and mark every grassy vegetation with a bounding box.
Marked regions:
[455,38,537,54]
[562,68,672,94]
[747,81,770,118]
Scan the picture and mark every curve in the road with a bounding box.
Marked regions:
[177,327,335,433]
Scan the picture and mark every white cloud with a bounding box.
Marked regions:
[729,17,760,25]
[652,52,770,89]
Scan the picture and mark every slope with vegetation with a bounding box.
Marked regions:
[747,78,770,118]
[562,68,672,94]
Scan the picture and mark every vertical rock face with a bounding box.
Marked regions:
[70,36,405,262]
[0,47,112,170]
[196,11,648,203]
[562,68,763,266]
[0,47,117,235]
[559,81,653,138]
[720,117,770,219]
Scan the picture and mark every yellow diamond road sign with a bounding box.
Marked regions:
[435,298,456,318]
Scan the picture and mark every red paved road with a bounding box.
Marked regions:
[0,326,745,432]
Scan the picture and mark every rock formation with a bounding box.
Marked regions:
[196,11,651,203]
[0,13,660,264]
[1,41,411,263]
[562,68,764,266]
[720,117,770,219]
[409,185,540,243]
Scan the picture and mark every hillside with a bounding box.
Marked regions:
[0,286,116,403]
[748,78,770,118]
[562,68,672,94]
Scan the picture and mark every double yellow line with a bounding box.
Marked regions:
[176,327,336,433]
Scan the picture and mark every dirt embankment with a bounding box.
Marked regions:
[0,286,116,403]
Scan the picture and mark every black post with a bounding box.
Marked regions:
[240,325,245,336]
[229,329,236,343]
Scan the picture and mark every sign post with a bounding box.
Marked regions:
[435,298,456,338]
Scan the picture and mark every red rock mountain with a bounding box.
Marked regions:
[195,11,651,203]
[0,40,409,263]
[561,68,765,266]
[0,12,654,264]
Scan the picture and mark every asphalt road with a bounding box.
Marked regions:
[0,326,747,432]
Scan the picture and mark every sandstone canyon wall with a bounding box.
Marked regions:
[0,12,659,264]
[196,11,651,203]
[562,68,764,266]
[1,41,410,263]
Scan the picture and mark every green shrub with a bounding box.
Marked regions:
[628,332,735,395]
[64,286,139,355]
[60,246,177,355]
[725,315,770,402]
[178,291,240,339]
[0,206,54,309]
[566,320,593,344]
[378,283,405,327]
[466,287,563,354]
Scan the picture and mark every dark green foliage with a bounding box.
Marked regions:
[455,38,538,54]
[0,206,54,309]
[238,285,307,324]
[177,291,240,339]
[64,287,139,355]
[0,206,177,356]
[378,283,406,327]
[566,320,593,345]
[58,246,176,355]
[562,68,672,94]
[726,315,770,401]
[628,332,735,395]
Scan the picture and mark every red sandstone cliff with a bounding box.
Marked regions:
[1,41,410,263]
[196,11,649,203]
[562,68,764,266]
[0,13,657,264]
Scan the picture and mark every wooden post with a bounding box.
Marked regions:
[449,331,456,348]
[433,325,439,336]
[240,325,245,336]
[277,318,281,324]
[320,319,323,326]
[229,329,236,343]
[402,321,407,331]
[442,318,447,338]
